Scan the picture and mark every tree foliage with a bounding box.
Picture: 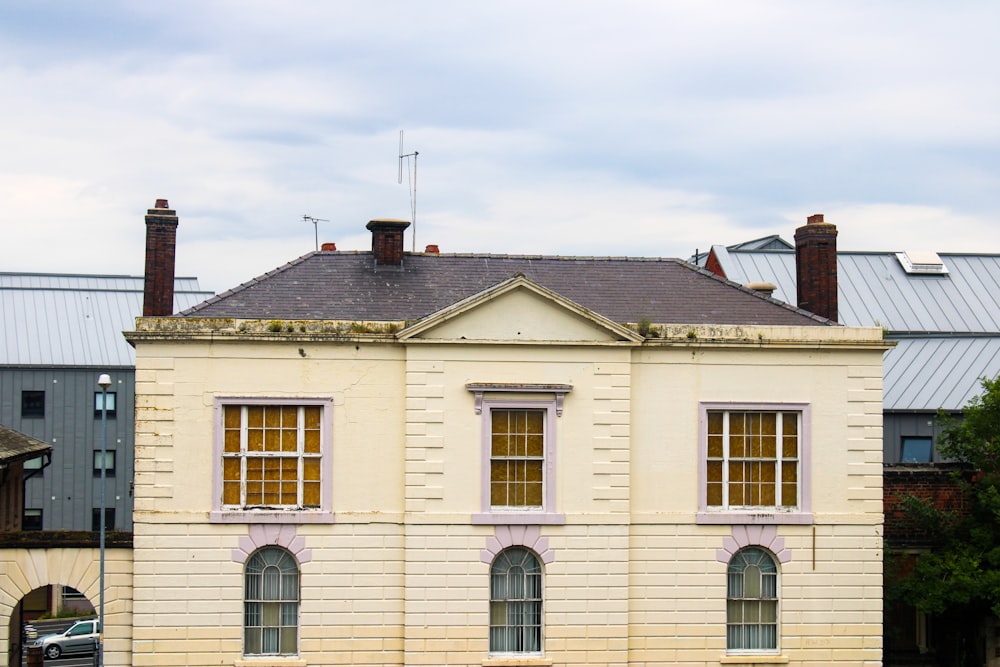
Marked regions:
[887,376,1000,638]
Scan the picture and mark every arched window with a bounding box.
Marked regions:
[244,547,299,656]
[490,547,542,654]
[727,547,778,651]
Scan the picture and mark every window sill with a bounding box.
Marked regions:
[210,510,334,524]
[483,657,551,666]
[697,511,813,525]
[720,654,788,664]
[472,512,565,526]
[235,658,305,667]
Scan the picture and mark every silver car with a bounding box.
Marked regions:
[35,618,99,659]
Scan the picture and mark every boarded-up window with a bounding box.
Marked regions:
[707,410,799,510]
[490,409,545,509]
[222,404,323,509]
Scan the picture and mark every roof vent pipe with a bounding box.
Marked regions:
[143,199,179,317]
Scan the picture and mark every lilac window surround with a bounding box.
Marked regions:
[480,525,555,565]
[232,524,313,565]
[469,389,567,526]
[715,524,792,564]
[697,402,813,526]
[210,396,335,524]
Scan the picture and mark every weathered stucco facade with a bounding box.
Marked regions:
[126,278,888,667]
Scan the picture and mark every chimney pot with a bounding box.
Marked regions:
[794,213,838,321]
[321,242,337,251]
[143,200,179,317]
[366,218,410,266]
[746,281,777,297]
[424,244,440,254]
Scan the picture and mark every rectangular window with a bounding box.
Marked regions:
[22,509,42,531]
[212,398,333,523]
[91,508,115,532]
[901,436,933,463]
[93,450,116,477]
[21,391,44,418]
[468,386,569,526]
[94,391,117,418]
[24,456,43,471]
[700,403,812,525]
[490,409,545,509]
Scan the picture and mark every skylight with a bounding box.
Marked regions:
[896,251,948,275]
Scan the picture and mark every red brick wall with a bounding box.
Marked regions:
[704,249,726,278]
[884,466,968,547]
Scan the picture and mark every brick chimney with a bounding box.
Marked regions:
[143,199,179,316]
[794,213,838,322]
[366,219,410,266]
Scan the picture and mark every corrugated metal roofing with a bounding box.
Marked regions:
[710,249,1000,333]
[0,273,213,367]
[884,336,1000,411]
[182,251,832,327]
[706,247,1000,411]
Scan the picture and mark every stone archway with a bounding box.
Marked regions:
[0,547,133,666]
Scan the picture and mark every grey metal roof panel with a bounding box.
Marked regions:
[0,273,213,367]
[884,336,1000,411]
[182,251,831,327]
[715,251,1000,333]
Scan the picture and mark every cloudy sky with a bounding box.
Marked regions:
[1,1,998,293]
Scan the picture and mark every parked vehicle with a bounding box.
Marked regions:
[33,618,99,659]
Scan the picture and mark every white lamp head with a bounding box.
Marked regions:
[97,374,112,389]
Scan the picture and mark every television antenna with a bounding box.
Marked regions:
[398,130,419,252]
[302,215,329,252]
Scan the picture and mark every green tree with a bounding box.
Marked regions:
[887,375,1000,666]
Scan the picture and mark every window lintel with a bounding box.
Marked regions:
[466,383,572,416]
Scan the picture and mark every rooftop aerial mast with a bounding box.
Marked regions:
[398,130,419,252]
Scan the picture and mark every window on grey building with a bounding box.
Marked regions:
[23,509,42,531]
[91,508,115,532]
[94,391,117,418]
[21,391,44,418]
[901,436,933,463]
[93,450,116,477]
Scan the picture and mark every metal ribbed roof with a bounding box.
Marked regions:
[706,247,1000,411]
[0,273,213,367]
[884,336,1000,411]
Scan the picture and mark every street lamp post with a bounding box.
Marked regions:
[97,374,111,667]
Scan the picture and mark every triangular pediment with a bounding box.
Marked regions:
[398,275,642,344]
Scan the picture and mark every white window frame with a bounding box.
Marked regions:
[697,402,812,525]
[211,397,334,524]
[726,546,780,655]
[468,384,569,526]
[489,546,544,657]
[244,546,300,657]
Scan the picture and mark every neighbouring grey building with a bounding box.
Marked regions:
[0,271,212,532]
[696,219,1000,464]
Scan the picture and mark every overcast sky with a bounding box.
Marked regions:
[1,1,998,293]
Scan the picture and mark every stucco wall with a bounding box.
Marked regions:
[130,324,885,666]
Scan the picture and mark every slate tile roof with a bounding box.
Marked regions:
[181,251,832,326]
[0,424,51,464]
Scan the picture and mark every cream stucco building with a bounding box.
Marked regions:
[123,210,888,667]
